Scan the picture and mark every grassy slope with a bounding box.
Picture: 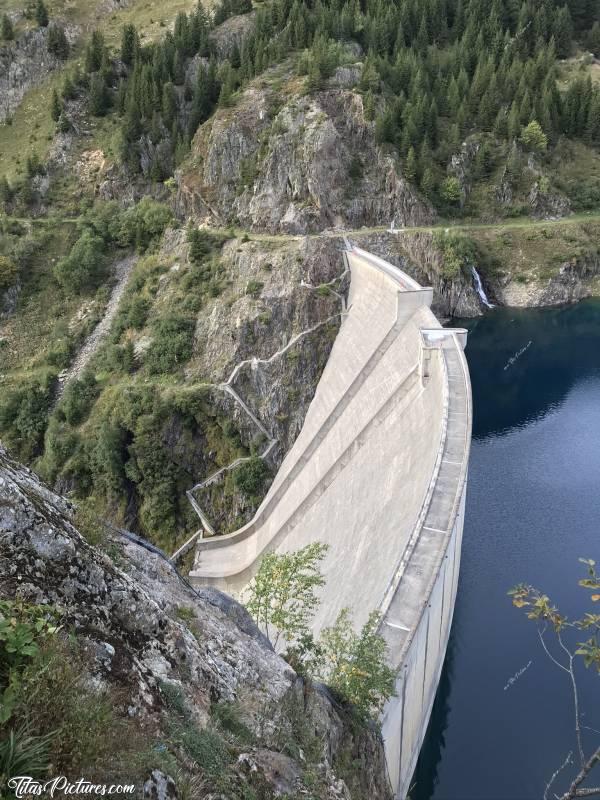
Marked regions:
[0,0,204,181]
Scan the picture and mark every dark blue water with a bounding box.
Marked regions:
[413,300,600,800]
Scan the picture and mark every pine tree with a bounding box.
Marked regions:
[62,73,76,101]
[85,31,106,73]
[0,175,13,205]
[588,21,600,57]
[1,14,14,41]
[421,166,437,198]
[553,6,573,58]
[405,146,418,182]
[89,73,110,116]
[507,101,520,140]
[50,88,62,122]
[162,82,178,128]
[47,24,69,59]
[586,90,600,144]
[360,58,380,93]
[35,0,48,28]
[120,24,139,66]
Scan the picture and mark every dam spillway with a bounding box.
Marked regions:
[189,245,472,798]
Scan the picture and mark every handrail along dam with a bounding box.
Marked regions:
[189,245,472,799]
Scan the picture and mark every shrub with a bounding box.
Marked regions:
[9,635,149,783]
[1,14,14,41]
[60,370,99,426]
[0,255,17,294]
[144,315,195,373]
[232,456,269,498]
[119,198,173,252]
[245,544,396,721]
[47,24,69,59]
[440,176,462,206]
[318,609,396,719]
[245,542,328,648]
[187,227,223,264]
[434,231,478,280]
[245,280,263,298]
[54,231,106,294]
[0,599,60,724]
[0,375,53,460]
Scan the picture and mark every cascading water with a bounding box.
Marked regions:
[471,265,494,308]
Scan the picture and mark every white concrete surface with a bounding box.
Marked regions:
[189,246,472,799]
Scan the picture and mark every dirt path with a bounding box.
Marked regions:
[55,254,137,401]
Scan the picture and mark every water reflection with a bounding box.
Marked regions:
[464,299,600,440]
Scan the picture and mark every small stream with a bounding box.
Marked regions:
[413,300,600,800]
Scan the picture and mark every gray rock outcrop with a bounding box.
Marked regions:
[0,446,392,798]
[178,77,433,233]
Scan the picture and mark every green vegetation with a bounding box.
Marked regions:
[0,255,17,294]
[0,599,169,793]
[145,314,196,373]
[434,231,478,279]
[1,14,14,41]
[245,543,396,720]
[246,542,328,649]
[319,609,396,718]
[233,456,271,500]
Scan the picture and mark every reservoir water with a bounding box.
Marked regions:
[413,299,600,800]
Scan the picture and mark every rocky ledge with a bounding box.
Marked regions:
[0,446,392,799]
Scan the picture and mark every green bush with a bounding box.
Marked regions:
[144,315,195,374]
[59,371,99,426]
[0,374,53,460]
[245,280,263,298]
[0,255,17,294]
[54,231,106,294]
[232,456,270,498]
[7,634,150,785]
[119,198,173,252]
[434,231,478,280]
[246,545,396,721]
[0,600,60,724]
[187,227,226,265]
[318,609,396,719]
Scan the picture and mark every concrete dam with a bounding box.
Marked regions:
[189,245,472,798]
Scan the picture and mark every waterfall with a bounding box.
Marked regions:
[471,266,494,309]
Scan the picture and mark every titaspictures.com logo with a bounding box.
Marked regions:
[7,777,135,798]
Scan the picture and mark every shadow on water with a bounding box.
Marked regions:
[411,632,457,799]
[410,299,600,800]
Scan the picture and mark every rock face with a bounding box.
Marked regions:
[0,446,392,799]
[527,180,571,219]
[209,11,257,59]
[0,24,77,122]
[493,250,600,307]
[178,75,434,234]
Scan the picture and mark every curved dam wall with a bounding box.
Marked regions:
[189,246,472,798]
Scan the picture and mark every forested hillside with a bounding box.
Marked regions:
[3,0,600,213]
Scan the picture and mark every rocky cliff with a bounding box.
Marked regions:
[0,445,392,799]
[0,21,77,122]
[177,68,434,234]
[492,249,600,307]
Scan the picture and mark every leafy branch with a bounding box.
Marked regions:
[510,559,600,799]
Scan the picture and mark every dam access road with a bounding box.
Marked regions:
[189,245,473,799]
